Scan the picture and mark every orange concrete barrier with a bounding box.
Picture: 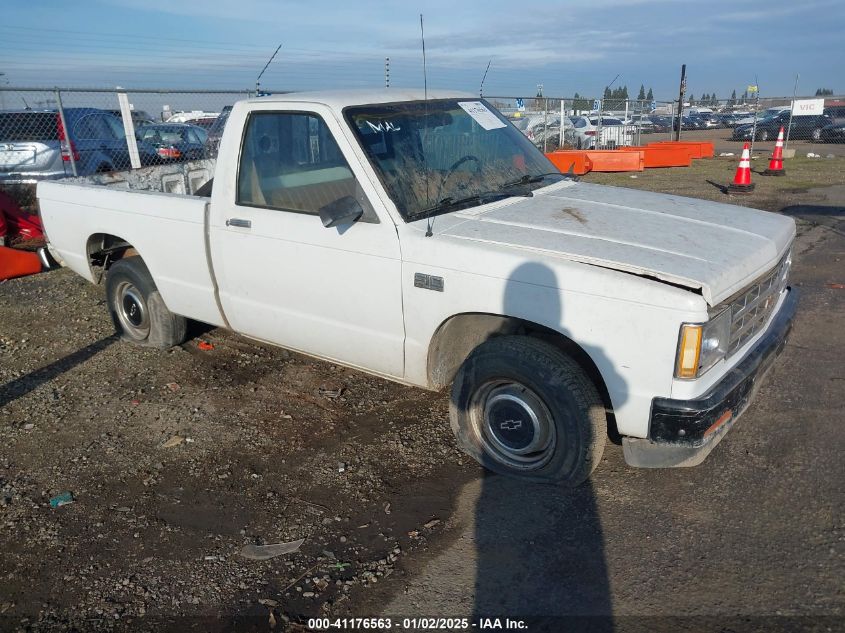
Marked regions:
[621,145,693,168]
[650,141,715,159]
[583,149,644,172]
[545,151,593,175]
[0,246,43,281]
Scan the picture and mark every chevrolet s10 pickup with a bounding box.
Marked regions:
[37,90,797,485]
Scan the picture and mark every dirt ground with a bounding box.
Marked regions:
[1,159,843,632]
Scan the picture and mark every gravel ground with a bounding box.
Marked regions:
[0,271,477,631]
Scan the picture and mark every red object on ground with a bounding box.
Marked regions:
[545,149,644,173]
[764,126,786,176]
[198,341,215,351]
[620,145,693,168]
[650,140,715,159]
[0,245,43,280]
[727,143,755,194]
[584,149,645,172]
[0,191,44,241]
[545,151,593,175]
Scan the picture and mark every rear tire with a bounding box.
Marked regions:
[811,128,822,141]
[759,129,770,141]
[449,336,606,486]
[105,257,187,349]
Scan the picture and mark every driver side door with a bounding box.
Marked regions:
[209,108,406,378]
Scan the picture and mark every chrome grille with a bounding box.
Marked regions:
[725,250,791,356]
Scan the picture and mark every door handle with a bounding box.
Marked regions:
[226,218,252,228]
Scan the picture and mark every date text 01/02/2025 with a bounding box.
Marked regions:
[306,617,528,630]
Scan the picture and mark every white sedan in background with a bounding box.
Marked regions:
[565,116,635,149]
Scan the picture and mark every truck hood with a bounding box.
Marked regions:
[442,181,795,306]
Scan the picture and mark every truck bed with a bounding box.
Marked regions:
[37,160,225,327]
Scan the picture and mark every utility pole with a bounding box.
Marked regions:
[785,73,799,152]
[385,57,390,88]
[675,64,686,141]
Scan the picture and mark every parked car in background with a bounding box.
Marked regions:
[205,105,232,158]
[819,121,845,143]
[674,115,705,131]
[1,108,156,184]
[166,111,220,124]
[136,123,208,162]
[565,116,634,149]
[732,111,832,141]
[105,109,157,128]
[626,115,654,134]
[731,112,757,126]
[714,113,744,128]
[188,117,218,130]
[648,115,673,133]
[690,113,720,129]
[824,104,845,126]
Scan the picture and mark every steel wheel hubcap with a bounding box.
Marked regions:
[470,381,556,471]
[115,281,150,339]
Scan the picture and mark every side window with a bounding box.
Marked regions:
[74,114,105,139]
[237,111,372,218]
[574,118,586,129]
[103,115,126,140]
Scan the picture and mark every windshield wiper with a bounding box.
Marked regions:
[421,192,506,216]
[417,173,563,230]
[500,171,569,189]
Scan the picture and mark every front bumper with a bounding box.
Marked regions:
[623,287,798,468]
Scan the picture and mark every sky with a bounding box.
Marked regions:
[1,0,843,100]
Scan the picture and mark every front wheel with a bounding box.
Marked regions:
[758,129,770,141]
[450,336,607,486]
[105,257,187,349]
[811,128,822,141]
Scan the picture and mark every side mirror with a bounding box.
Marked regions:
[318,196,364,228]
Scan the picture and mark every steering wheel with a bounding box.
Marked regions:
[438,154,481,200]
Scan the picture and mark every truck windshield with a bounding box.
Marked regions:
[345,99,564,221]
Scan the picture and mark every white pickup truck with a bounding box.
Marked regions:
[37,90,797,485]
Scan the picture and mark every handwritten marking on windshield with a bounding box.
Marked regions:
[366,120,401,133]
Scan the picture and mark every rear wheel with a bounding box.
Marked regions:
[811,127,822,141]
[758,129,770,141]
[450,336,606,486]
[105,257,187,349]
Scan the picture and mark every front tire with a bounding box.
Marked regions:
[450,336,606,486]
[105,257,187,349]
[758,129,770,141]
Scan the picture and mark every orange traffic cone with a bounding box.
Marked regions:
[763,126,786,176]
[0,245,43,281]
[727,143,755,194]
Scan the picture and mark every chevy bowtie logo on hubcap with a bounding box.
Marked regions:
[500,419,523,431]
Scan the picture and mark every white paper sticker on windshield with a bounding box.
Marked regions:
[458,101,507,131]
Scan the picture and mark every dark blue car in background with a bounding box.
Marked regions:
[0,108,158,184]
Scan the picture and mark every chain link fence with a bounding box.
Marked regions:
[0,87,254,190]
[491,94,845,155]
[2,87,844,198]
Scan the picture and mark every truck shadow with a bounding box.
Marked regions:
[468,262,626,631]
[779,204,844,238]
[0,334,118,409]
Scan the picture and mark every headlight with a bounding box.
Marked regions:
[675,309,732,379]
